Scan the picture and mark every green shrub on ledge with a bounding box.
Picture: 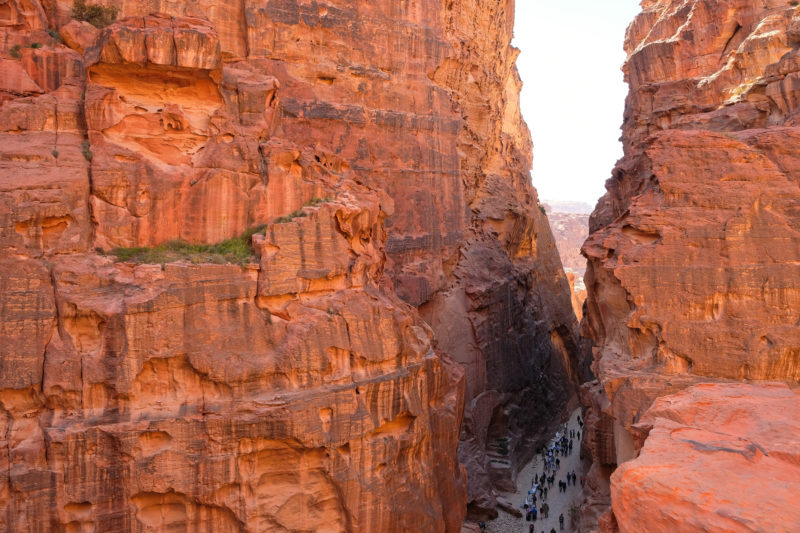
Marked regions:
[108,198,333,265]
[274,197,332,224]
[274,208,308,224]
[109,224,268,265]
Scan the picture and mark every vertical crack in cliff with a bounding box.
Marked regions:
[40,266,60,396]
[79,94,96,248]
[2,403,11,513]
[721,23,742,61]
[240,0,250,58]
[52,100,59,169]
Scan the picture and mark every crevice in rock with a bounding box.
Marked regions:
[721,23,742,60]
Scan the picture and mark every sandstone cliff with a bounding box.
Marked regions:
[0,0,579,529]
[543,205,589,321]
[581,1,800,530]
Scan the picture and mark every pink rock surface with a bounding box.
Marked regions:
[612,383,800,533]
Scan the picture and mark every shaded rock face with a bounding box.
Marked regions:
[581,0,800,530]
[0,0,580,530]
[612,383,800,533]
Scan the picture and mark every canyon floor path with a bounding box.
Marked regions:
[488,408,584,533]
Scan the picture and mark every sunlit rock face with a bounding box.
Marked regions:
[0,0,580,529]
[612,383,800,533]
[581,0,800,530]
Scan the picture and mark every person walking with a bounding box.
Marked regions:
[559,513,564,530]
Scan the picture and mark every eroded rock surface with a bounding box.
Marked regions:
[612,383,800,533]
[0,0,579,529]
[581,1,800,530]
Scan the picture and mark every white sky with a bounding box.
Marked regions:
[514,1,642,205]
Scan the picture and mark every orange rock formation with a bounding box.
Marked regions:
[581,1,800,530]
[613,383,800,533]
[0,0,579,529]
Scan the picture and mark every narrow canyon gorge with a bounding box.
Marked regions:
[0,0,798,532]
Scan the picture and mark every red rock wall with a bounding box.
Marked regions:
[0,0,580,529]
[582,0,800,530]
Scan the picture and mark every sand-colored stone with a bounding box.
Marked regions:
[545,205,589,322]
[612,383,800,533]
[566,272,586,323]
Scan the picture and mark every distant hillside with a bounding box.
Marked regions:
[546,210,589,274]
[543,200,593,215]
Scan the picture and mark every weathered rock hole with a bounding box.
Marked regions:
[63,502,92,520]
[137,430,173,456]
[319,407,333,432]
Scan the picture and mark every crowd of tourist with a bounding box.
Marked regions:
[521,416,583,532]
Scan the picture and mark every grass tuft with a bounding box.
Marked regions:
[274,197,332,224]
[274,209,307,224]
[108,197,333,264]
[72,0,119,28]
[110,224,269,265]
